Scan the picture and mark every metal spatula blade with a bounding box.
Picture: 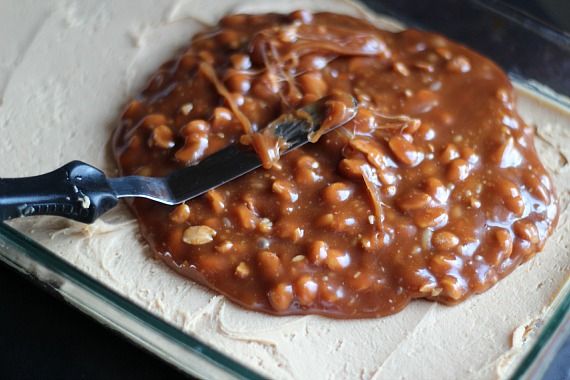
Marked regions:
[0,96,356,224]
[109,98,333,205]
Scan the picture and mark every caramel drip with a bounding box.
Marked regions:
[199,61,253,134]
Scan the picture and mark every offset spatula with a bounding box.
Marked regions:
[0,96,356,224]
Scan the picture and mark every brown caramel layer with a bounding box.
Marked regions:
[114,11,558,318]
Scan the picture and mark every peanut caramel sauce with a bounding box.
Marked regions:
[113,11,558,318]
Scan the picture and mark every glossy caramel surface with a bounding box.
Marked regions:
[114,11,558,317]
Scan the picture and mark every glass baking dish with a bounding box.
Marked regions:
[0,1,568,379]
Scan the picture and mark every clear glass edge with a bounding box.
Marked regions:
[0,2,567,379]
[510,279,570,380]
[0,222,266,380]
[505,78,570,380]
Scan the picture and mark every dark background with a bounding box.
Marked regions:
[1,1,569,379]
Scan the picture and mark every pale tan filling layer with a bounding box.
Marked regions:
[1,1,568,379]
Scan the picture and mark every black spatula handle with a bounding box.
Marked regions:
[0,161,118,224]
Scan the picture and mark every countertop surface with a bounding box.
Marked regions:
[0,1,568,379]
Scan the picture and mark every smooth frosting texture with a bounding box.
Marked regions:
[1,1,568,378]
